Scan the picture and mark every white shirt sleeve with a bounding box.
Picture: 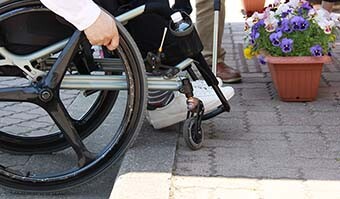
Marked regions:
[40,0,101,31]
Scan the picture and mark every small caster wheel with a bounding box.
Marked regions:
[183,117,204,150]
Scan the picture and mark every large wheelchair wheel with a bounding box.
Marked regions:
[0,1,147,191]
[0,1,121,155]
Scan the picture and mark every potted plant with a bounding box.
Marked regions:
[243,0,338,102]
[242,0,266,17]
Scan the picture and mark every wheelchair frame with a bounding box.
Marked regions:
[0,1,232,191]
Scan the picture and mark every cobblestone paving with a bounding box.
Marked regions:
[170,23,340,199]
[0,77,80,137]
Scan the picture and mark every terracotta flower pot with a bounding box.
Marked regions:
[242,0,265,16]
[266,56,331,102]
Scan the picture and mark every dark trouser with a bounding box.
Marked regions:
[96,0,180,109]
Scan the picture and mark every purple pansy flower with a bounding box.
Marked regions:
[301,2,312,11]
[290,16,309,31]
[290,16,301,30]
[281,11,290,18]
[280,38,293,53]
[298,2,312,15]
[299,19,309,31]
[279,18,293,33]
[269,31,283,46]
[253,19,265,31]
[258,55,266,65]
[250,27,260,44]
[310,45,323,56]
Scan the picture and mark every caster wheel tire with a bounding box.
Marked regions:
[182,117,204,150]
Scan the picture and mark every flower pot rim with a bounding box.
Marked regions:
[266,55,332,64]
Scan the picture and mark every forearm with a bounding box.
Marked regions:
[40,0,101,30]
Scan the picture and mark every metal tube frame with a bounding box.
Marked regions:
[212,11,219,76]
[212,0,221,76]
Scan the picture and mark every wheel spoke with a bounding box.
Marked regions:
[0,86,38,102]
[43,31,82,89]
[45,99,95,167]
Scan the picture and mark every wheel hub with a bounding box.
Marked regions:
[39,89,53,102]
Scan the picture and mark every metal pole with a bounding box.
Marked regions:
[212,0,220,76]
[116,5,146,23]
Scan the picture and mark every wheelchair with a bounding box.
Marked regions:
[0,0,232,191]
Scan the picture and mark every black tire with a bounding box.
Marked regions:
[0,1,147,191]
[182,117,204,150]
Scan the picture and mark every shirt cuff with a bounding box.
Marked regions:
[67,1,101,31]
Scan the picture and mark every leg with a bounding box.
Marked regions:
[321,0,340,12]
[196,0,241,83]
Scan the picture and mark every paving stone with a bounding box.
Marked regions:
[33,116,54,124]
[323,73,340,82]
[312,112,340,126]
[328,141,340,153]
[0,154,31,168]
[287,132,325,141]
[0,102,18,108]
[214,146,253,159]
[203,139,251,149]
[1,125,38,134]
[251,140,292,158]
[8,112,41,121]
[2,103,37,113]
[16,121,52,129]
[255,156,340,170]
[289,139,336,159]
[25,107,48,115]
[174,162,212,176]
[0,117,21,125]
[281,112,315,126]
[241,100,278,112]
[320,126,340,141]
[253,167,301,179]
[302,168,340,181]
[316,91,337,100]
[226,131,287,141]
[24,127,54,137]
[217,111,245,119]
[209,117,245,135]
[249,125,319,134]
[0,109,15,117]
[277,102,310,113]
[309,100,340,112]
[229,83,267,89]
[328,81,340,89]
[319,80,330,87]
[247,112,280,126]
[241,76,273,83]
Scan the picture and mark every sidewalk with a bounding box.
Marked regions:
[111,22,340,199]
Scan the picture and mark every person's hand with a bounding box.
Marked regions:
[84,10,119,51]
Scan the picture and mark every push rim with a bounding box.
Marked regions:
[0,2,147,191]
